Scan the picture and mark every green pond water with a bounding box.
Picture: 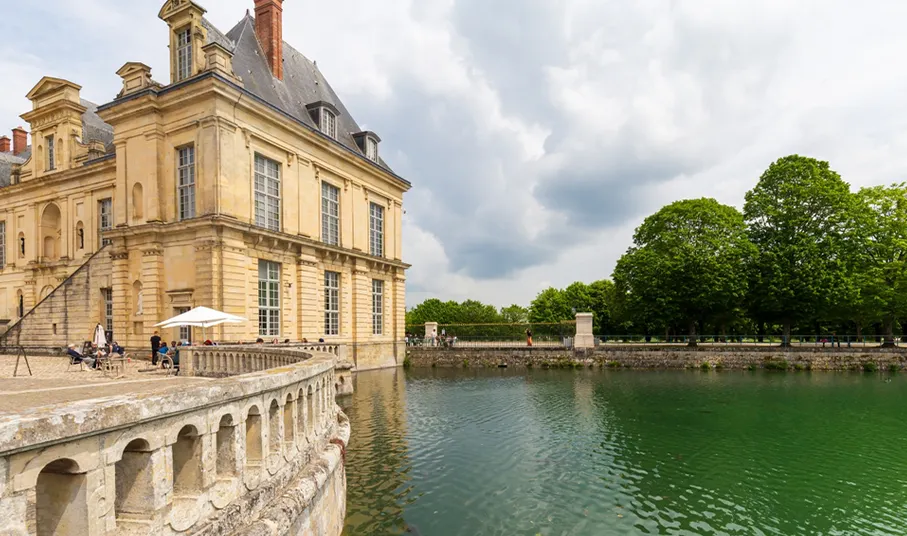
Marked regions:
[340,368,907,536]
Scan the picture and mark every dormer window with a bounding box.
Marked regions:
[353,131,382,163]
[321,109,337,139]
[176,27,193,81]
[366,137,378,162]
[306,101,341,140]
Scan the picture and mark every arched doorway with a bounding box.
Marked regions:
[40,203,62,261]
[36,458,88,536]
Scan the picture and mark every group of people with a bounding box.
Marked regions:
[66,341,125,370]
[405,330,458,347]
[150,331,182,368]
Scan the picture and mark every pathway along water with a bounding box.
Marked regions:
[340,367,907,535]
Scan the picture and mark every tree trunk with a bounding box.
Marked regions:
[882,319,895,348]
[688,320,698,347]
[781,320,792,347]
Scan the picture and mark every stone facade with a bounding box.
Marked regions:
[0,352,349,535]
[0,1,408,371]
[406,345,907,371]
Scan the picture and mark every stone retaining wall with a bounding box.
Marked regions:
[407,345,907,371]
[0,354,349,536]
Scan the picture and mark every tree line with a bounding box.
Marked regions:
[407,155,907,345]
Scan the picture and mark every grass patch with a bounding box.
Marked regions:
[862,362,879,373]
[605,361,622,369]
[700,362,711,371]
[763,359,789,371]
[462,359,470,368]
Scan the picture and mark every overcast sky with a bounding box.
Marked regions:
[4,0,907,309]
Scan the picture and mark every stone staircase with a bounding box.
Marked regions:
[0,248,111,353]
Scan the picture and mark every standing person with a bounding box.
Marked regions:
[526,328,533,347]
[150,331,161,365]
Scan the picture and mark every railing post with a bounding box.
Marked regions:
[183,348,195,376]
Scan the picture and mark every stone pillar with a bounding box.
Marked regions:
[424,322,438,345]
[140,245,164,347]
[574,313,595,349]
[111,248,130,345]
[298,252,319,340]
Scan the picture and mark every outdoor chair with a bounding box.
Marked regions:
[67,352,85,372]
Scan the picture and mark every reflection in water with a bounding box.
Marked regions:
[342,368,907,536]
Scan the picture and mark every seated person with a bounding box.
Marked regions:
[157,341,170,364]
[111,342,125,356]
[204,339,214,346]
[67,344,97,369]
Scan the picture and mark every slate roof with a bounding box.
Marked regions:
[0,100,112,188]
[216,15,395,174]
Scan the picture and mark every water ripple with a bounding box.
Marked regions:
[343,368,907,536]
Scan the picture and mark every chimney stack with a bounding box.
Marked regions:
[0,136,9,153]
[12,127,27,156]
[254,0,284,80]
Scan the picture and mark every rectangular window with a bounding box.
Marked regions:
[258,260,281,336]
[321,182,340,246]
[324,271,340,336]
[369,202,384,257]
[321,109,337,139]
[176,307,191,343]
[46,136,55,171]
[366,138,378,162]
[254,154,281,232]
[372,279,384,336]
[0,221,5,268]
[102,288,113,335]
[178,146,196,220]
[99,198,113,246]
[176,28,192,81]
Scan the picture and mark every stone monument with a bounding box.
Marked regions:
[574,313,595,349]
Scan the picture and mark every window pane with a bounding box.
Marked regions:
[254,154,281,232]
[258,260,281,336]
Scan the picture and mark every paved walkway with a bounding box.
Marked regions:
[0,354,207,414]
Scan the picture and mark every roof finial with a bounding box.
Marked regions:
[246,8,251,17]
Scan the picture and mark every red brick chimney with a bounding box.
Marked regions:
[0,136,9,153]
[254,0,284,80]
[12,127,27,156]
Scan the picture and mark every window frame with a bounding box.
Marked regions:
[176,27,193,82]
[372,279,384,336]
[99,198,113,247]
[369,202,384,257]
[324,271,340,336]
[177,145,196,221]
[321,108,337,139]
[321,182,340,246]
[258,260,281,337]
[0,221,5,268]
[102,288,113,336]
[254,154,282,232]
[366,137,379,162]
[46,135,55,171]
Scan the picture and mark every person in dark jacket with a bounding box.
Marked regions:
[151,331,162,365]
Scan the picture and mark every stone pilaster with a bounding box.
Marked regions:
[110,248,129,344]
[141,245,165,345]
[352,260,371,342]
[297,252,319,340]
[221,239,249,342]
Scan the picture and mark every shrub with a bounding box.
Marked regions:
[700,362,711,371]
[888,363,899,373]
[763,360,789,371]
[862,362,878,373]
[403,356,412,369]
[714,362,725,371]
[606,361,621,369]
[462,359,470,368]
[746,364,757,371]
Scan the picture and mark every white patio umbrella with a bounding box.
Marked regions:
[93,323,107,347]
[154,306,247,343]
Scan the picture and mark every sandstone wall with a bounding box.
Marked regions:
[0,249,110,352]
[351,341,403,371]
[406,345,907,371]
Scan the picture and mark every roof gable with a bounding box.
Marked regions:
[26,77,82,101]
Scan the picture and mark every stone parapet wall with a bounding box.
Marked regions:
[407,346,907,371]
[0,354,349,536]
[351,341,402,371]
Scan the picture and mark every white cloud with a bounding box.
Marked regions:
[4,0,907,309]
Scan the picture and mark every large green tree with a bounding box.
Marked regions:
[613,198,754,345]
[405,298,502,326]
[500,304,529,323]
[846,184,907,344]
[529,287,572,323]
[743,155,856,344]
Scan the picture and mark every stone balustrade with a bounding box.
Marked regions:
[181,346,317,377]
[0,353,350,536]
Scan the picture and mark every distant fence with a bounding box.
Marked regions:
[405,322,575,342]
[596,334,903,347]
